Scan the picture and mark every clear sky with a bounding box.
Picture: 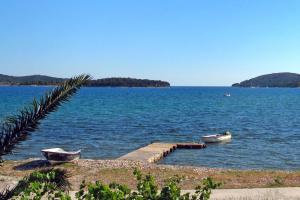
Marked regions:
[0,0,300,86]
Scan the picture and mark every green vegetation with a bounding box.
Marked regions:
[232,72,300,87]
[0,74,170,87]
[0,74,64,85]
[0,168,69,200]
[86,77,170,87]
[268,176,285,187]
[1,169,220,200]
[0,74,91,158]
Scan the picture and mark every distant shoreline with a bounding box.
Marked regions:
[233,72,300,88]
[0,74,171,87]
[0,84,171,88]
[1,84,300,88]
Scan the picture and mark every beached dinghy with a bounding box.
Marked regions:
[41,148,81,164]
[201,131,232,143]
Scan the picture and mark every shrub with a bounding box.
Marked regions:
[0,168,69,200]
[75,169,221,200]
[2,169,221,200]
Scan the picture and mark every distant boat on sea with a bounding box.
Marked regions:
[224,93,231,97]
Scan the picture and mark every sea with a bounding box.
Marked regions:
[1,86,300,170]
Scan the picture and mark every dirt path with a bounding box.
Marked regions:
[65,188,300,200]
[211,187,300,200]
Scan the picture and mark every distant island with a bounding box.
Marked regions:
[232,72,300,88]
[86,78,170,87]
[0,74,170,87]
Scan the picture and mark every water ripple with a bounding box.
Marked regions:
[1,86,300,170]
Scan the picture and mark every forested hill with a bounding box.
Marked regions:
[0,74,170,87]
[232,73,300,87]
[85,78,170,87]
[0,74,64,85]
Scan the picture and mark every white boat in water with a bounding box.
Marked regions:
[224,93,231,97]
[41,148,81,164]
[201,131,232,143]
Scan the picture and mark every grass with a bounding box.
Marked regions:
[1,159,300,191]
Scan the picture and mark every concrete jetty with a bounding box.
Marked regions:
[118,142,206,163]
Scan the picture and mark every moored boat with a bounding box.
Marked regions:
[41,148,81,164]
[201,131,232,143]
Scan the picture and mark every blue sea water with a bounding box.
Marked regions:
[1,86,300,170]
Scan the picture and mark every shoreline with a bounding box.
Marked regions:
[0,84,170,88]
[1,158,300,191]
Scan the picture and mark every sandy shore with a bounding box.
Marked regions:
[1,158,300,191]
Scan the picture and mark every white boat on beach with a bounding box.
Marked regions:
[201,131,232,143]
[41,148,81,164]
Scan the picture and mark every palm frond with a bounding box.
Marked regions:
[0,74,91,157]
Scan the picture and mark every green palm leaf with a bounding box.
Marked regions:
[0,74,91,157]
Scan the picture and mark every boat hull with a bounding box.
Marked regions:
[41,148,81,164]
[201,134,231,143]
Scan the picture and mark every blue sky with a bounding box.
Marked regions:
[0,0,300,86]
